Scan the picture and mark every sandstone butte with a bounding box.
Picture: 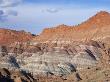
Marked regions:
[0,28,35,45]
[33,11,110,43]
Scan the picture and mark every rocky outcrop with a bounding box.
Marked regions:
[1,40,110,76]
[33,11,110,43]
[20,43,100,76]
[0,68,37,82]
[0,41,99,76]
[0,28,35,45]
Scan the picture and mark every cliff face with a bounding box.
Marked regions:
[33,11,110,43]
[0,28,34,45]
[0,40,109,76]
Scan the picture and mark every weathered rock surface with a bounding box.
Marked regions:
[0,40,109,77]
[0,28,35,45]
[33,11,110,43]
[0,68,37,82]
[20,43,100,76]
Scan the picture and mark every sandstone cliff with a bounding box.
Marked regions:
[33,11,110,43]
[0,28,35,45]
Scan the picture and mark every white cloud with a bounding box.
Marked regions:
[0,0,22,21]
[0,0,22,7]
[6,10,18,16]
[42,8,62,13]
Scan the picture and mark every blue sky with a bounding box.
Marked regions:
[0,0,110,34]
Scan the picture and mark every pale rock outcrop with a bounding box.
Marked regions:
[19,44,100,76]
